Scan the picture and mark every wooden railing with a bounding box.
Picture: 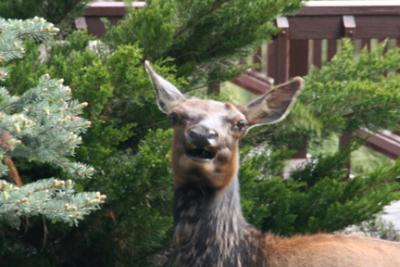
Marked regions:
[76,1,146,36]
[235,1,400,92]
[78,1,400,160]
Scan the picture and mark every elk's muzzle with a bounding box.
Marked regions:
[185,126,218,160]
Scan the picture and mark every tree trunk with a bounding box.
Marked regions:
[207,79,221,95]
[339,132,353,180]
[207,65,221,95]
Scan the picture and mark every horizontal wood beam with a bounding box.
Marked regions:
[287,17,343,39]
[246,70,274,86]
[356,129,400,159]
[83,1,400,17]
[232,73,272,95]
[287,16,400,39]
[84,1,146,16]
[298,1,400,16]
[354,16,400,38]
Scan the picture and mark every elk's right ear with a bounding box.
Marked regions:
[144,60,186,113]
[243,77,304,129]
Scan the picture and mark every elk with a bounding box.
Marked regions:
[144,61,400,267]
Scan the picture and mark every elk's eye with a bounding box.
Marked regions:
[169,112,180,125]
[234,119,248,131]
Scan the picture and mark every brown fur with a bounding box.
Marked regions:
[170,99,243,190]
[265,233,400,267]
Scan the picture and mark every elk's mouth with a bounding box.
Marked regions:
[185,147,216,160]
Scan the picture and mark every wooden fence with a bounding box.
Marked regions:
[78,1,400,161]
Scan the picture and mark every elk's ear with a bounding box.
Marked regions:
[144,60,186,113]
[244,77,304,129]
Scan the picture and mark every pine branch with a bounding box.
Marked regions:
[0,17,59,64]
[173,0,227,40]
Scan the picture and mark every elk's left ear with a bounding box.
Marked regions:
[243,77,304,128]
[144,60,186,113]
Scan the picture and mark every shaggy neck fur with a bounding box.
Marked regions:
[173,177,267,267]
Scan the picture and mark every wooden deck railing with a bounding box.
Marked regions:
[238,1,400,91]
[78,1,400,160]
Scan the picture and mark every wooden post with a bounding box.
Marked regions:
[327,39,337,61]
[340,15,357,178]
[276,17,290,83]
[207,81,221,95]
[207,76,221,95]
[81,1,146,37]
[313,39,322,67]
[290,39,309,77]
[267,41,277,79]
[361,39,371,50]
[343,15,356,39]
[292,143,308,159]
[253,47,262,70]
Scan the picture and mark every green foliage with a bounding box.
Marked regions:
[0,17,105,227]
[0,0,88,38]
[302,39,400,133]
[168,0,299,65]
[95,129,174,266]
[105,0,178,60]
[241,151,400,235]
[105,0,302,83]
[0,179,105,226]
[0,17,59,65]
[0,0,88,28]
[309,134,394,176]
[1,75,94,178]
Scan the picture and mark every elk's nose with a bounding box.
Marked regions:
[186,127,218,148]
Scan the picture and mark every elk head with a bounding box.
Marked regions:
[145,61,304,190]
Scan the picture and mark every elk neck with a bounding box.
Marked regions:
[173,173,267,266]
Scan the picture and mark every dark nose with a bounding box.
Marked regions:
[186,127,218,148]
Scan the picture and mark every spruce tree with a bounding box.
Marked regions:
[0,0,87,25]
[0,0,88,35]
[2,31,180,266]
[0,17,105,228]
